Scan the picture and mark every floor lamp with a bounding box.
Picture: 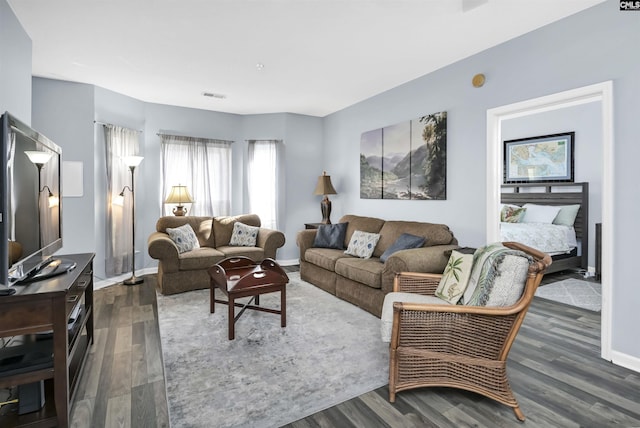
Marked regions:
[121,156,144,285]
[25,150,53,249]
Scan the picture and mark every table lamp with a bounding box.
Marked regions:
[165,184,194,216]
[313,171,337,224]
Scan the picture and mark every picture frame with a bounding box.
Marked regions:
[503,132,574,184]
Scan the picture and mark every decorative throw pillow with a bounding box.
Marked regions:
[229,222,259,247]
[312,222,348,249]
[344,230,381,259]
[521,203,561,224]
[166,223,200,254]
[553,204,580,226]
[379,233,426,263]
[500,204,526,223]
[435,250,474,304]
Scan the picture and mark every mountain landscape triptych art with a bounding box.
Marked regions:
[360,111,447,200]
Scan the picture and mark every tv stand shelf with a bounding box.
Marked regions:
[0,253,94,428]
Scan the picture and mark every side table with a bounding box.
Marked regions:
[208,257,289,340]
[305,223,324,229]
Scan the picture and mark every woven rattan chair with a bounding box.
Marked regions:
[388,242,551,421]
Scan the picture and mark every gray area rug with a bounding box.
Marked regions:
[535,278,601,312]
[156,272,388,428]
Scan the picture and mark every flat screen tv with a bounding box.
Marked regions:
[0,112,67,285]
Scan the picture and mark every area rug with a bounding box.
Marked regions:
[156,272,388,428]
[535,278,601,312]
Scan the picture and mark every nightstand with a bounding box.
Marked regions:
[304,223,324,230]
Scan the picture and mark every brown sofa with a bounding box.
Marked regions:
[296,214,458,317]
[148,214,285,295]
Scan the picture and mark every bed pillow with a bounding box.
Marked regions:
[166,223,200,253]
[344,230,381,259]
[312,222,348,249]
[521,203,561,224]
[553,204,581,226]
[500,204,526,223]
[229,222,259,247]
[379,233,426,263]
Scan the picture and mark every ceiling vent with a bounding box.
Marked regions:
[202,92,226,99]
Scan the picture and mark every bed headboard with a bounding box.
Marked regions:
[501,182,589,269]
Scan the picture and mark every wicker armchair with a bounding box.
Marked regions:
[388,242,551,421]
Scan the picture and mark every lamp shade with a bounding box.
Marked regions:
[123,155,144,167]
[25,151,52,165]
[165,185,194,204]
[313,171,337,196]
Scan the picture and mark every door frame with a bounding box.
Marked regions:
[485,81,613,360]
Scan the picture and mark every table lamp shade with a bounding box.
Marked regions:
[313,171,337,196]
[165,185,194,216]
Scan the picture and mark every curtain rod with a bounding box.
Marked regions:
[94,120,142,132]
[157,132,234,143]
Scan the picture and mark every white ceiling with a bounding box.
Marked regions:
[9,0,603,117]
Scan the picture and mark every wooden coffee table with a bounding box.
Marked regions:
[208,257,289,340]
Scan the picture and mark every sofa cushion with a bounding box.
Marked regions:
[313,222,348,249]
[217,245,265,261]
[379,233,426,263]
[335,257,384,289]
[214,214,261,247]
[344,230,381,259]
[305,248,348,271]
[229,222,259,246]
[166,223,201,253]
[375,221,454,258]
[178,247,226,271]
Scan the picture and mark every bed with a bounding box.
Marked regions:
[500,182,588,274]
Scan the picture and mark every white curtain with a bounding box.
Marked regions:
[247,140,281,230]
[160,134,232,216]
[104,125,141,276]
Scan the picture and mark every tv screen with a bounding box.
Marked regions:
[1,112,62,285]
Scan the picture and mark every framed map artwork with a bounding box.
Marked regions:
[503,132,574,184]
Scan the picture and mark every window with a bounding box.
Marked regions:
[247,140,281,230]
[160,134,232,216]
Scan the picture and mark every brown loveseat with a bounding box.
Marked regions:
[296,214,458,317]
[148,214,285,295]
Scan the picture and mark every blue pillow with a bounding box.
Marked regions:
[312,222,348,249]
[379,233,426,263]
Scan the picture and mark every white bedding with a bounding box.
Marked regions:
[500,222,577,255]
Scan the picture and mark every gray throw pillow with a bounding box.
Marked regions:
[379,233,426,263]
[312,222,348,249]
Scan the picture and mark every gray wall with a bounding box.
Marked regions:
[0,0,31,122]
[502,102,602,268]
[323,1,639,358]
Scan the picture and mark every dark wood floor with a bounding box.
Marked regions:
[65,269,639,428]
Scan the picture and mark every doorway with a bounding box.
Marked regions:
[485,81,613,361]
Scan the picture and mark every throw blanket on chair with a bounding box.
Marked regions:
[462,243,533,306]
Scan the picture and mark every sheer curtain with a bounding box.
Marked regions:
[160,134,232,216]
[104,124,141,276]
[247,140,281,230]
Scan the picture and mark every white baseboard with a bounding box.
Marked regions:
[277,258,300,267]
[610,350,640,373]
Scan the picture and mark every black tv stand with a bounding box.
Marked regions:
[20,258,77,284]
